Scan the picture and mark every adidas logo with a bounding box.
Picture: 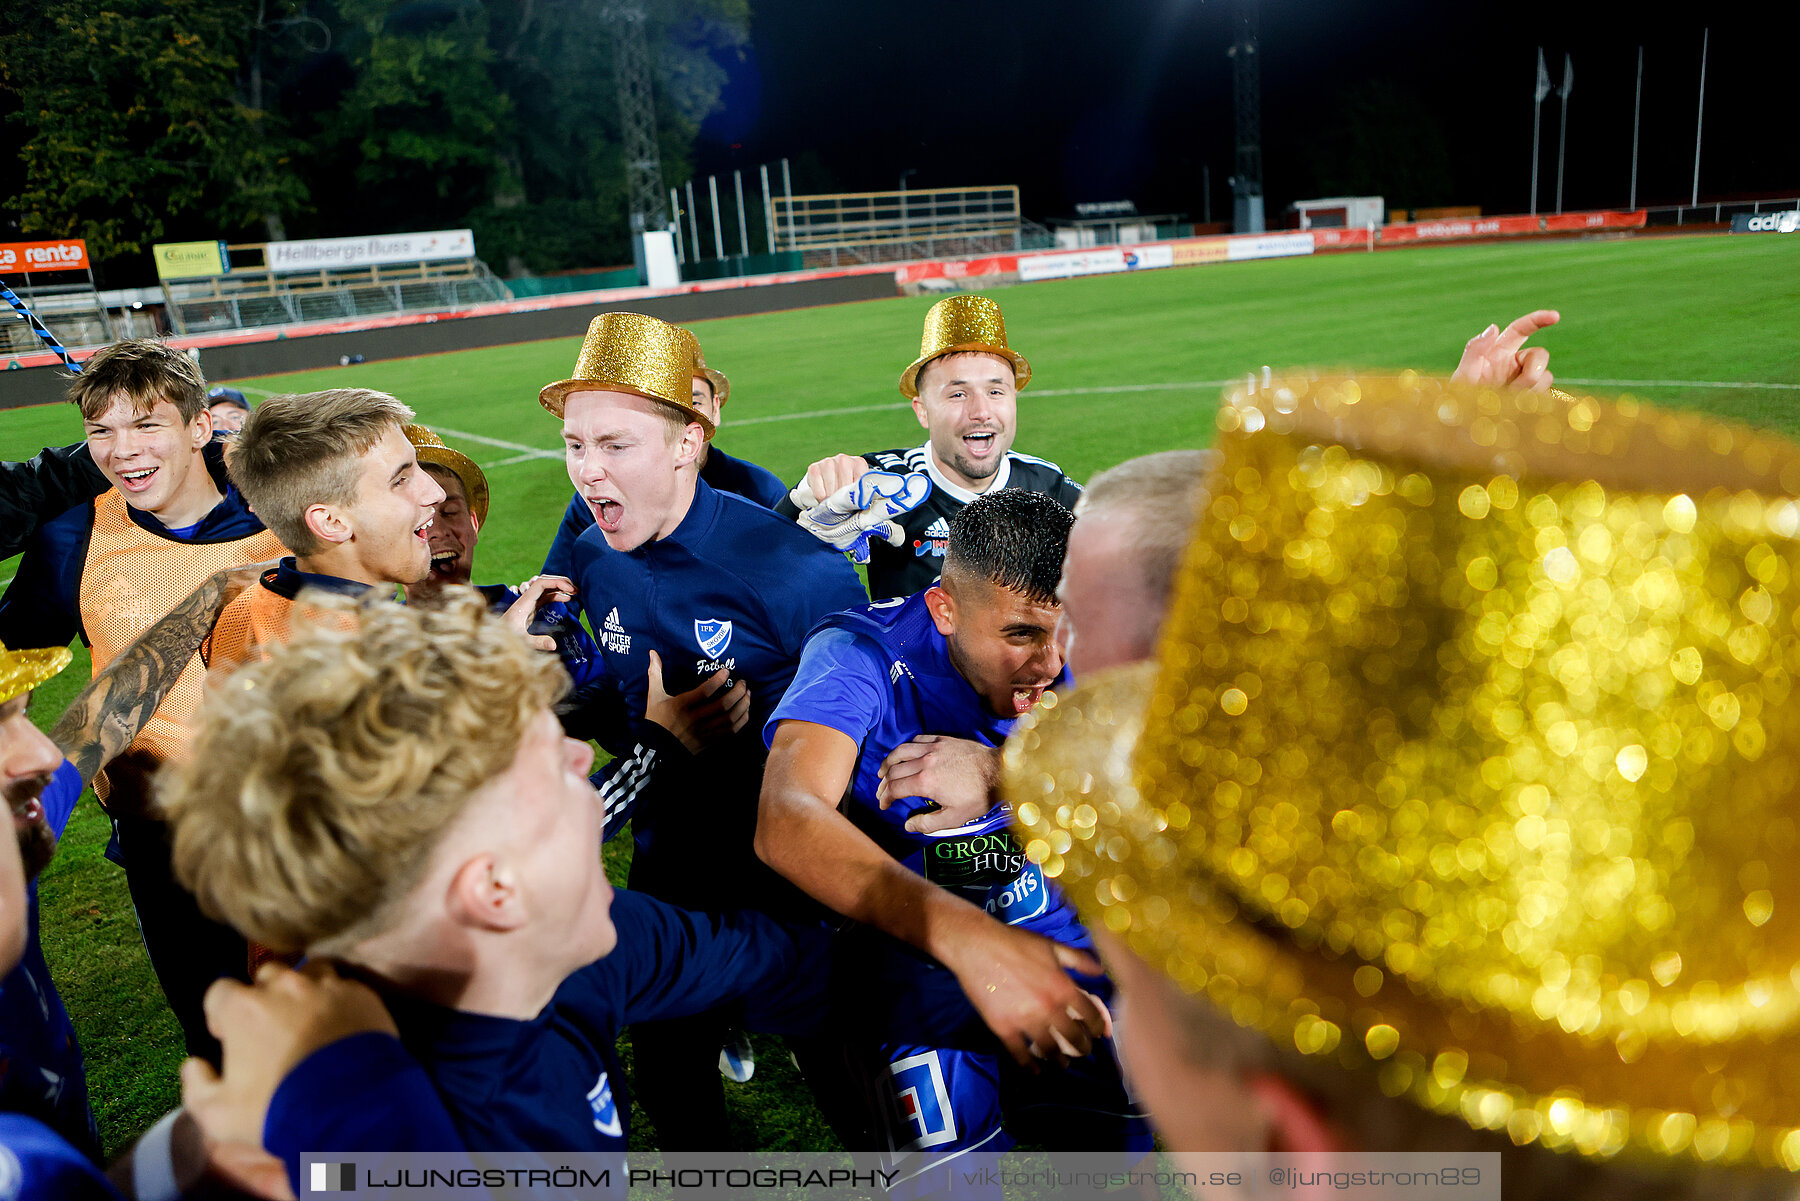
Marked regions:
[599,608,631,655]
[924,517,951,539]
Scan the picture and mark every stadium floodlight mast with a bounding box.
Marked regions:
[1226,0,1265,234]
[607,1,669,286]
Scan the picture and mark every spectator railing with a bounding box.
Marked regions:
[161,256,512,334]
[773,186,1050,267]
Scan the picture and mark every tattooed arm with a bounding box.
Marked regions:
[49,562,271,789]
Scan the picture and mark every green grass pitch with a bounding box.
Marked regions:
[4,232,1798,1154]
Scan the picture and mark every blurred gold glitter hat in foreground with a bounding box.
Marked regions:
[404,425,489,527]
[674,326,730,412]
[0,639,72,708]
[539,312,711,433]
[1006,373,1800,1171]
[899,294,1032,399]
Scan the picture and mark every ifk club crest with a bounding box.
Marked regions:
[695,618,733,659]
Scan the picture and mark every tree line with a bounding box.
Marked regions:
[0,0,747,281]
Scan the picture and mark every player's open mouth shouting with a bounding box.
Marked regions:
[962,425,1001,461]
[587,494,624,533]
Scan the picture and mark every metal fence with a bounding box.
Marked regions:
[1644,197,1800,227]
[161,257,512,334]
[772,186,1052,267]
[0,282,114,358]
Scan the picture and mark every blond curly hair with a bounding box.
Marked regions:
[161,589,566,955]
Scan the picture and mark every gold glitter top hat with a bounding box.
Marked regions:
[674,326,730,411]
[539,313,712,434]
[1005,372,1800,1171]
[0,639,72,707]
[899,294,1032,399]
[404,425,489,528]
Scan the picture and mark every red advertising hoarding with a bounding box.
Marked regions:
[0,240,90,273]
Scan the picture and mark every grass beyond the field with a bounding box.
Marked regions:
[6,232,1799,1155]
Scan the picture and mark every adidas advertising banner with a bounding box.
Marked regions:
[1734,210,1800,234]
[299,1151,1502,1200]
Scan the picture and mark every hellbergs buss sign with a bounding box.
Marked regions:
[266,229,476,273]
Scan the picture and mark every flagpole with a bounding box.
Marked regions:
[1630,46,1643,210]
[1555,53,1572,215]
[1531,47,1547,216]
[1692,29,1709,207]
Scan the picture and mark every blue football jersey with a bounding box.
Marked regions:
[0,762,95,1162]
[766,591,1077,938]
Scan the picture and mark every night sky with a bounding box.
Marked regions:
[690,2,1800,223]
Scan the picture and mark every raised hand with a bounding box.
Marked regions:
[1452,310,1560,392]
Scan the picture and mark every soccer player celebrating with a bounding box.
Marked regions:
[200,389,448,670]
[541,324,787,578]
[778,295,1082,600]
[402,423,492,602]
[0,561,268,1176]
[0,339,286,1058]
[544,311,867,1145]
[160,593,853,1161]
[759,489,1148,1185]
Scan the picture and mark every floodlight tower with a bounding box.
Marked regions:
[1226,0,1265,233]
[607,4,669,239]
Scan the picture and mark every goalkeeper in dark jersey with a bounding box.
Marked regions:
[775,294,1081,600]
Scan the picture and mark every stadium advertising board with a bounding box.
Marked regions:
[1543,210,1646,232]
[1733,211,1800,234]
[0,239,89,273]
[1226,233,1315,261]
[1309,227,1372,250]
[266,228,476,273]
[1382,216,1533,243]
[1018,248,1128,282]
[1122,245,1175,270]
[153,240,230,280]
[1172,239,1230,264]
[1384,211,1645,244]
[894,254,1020,284]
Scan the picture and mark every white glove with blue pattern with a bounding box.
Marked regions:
[790,470,933,564]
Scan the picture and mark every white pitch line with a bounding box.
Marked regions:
[484,450,559,469]
[728,401,912,427]
[1560,377,1800,391]
[726,382,1239,429]
[257,377,1800,472]
[431,426,562,462]
[1029,381,1238,397]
